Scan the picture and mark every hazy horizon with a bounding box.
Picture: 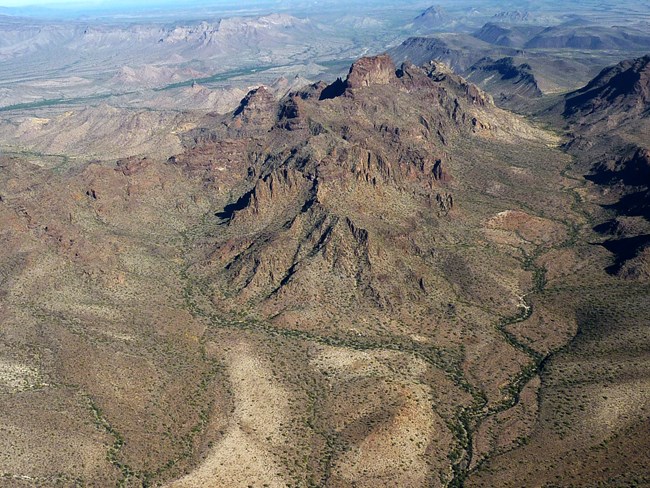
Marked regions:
[0,0,437,21]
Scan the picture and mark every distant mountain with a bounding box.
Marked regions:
[410,5,450,30]
[388,34,518,73]
[524,24,650,50]
[0,14,317,57]
[473,22,544,48]
[466,57,542,105]
[491,10,533,23]
[0,13,329,108]
[472,21,650,52]
[389,34,594,106]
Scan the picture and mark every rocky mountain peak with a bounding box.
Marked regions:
[234,85,275,112]
[231,85,278,130]
[413,5,450,26]
[425,60,455,79]
[345,54,397,89]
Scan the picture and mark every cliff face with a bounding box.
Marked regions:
[345,54,397,89]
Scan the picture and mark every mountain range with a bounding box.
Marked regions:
[1,49,649,486]
[0,3,649,487]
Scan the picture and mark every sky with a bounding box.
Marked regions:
[0,0,291,17]
[0,0,237,9]
[0,0,109,5]
[0,0,429,18]
[0,0,318,12]
[0,0,278,5]
[0,0,169,4]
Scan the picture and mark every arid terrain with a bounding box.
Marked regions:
[0,1,649,487]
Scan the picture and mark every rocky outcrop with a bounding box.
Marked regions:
[345,54,397,89]
[168,138,256,188]
[434,191,454,215]
[230,167,315,223]
[231,86,278,132]
[115,156,151,176]
[492,11,533,23]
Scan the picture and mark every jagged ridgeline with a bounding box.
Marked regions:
[172,54,548,328]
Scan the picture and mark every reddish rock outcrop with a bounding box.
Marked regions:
[345,54,397,89]
[231,85,278,131]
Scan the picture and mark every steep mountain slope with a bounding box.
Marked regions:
[465,57,542,108]
[564,54,650,127]
[556,55,650,279]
